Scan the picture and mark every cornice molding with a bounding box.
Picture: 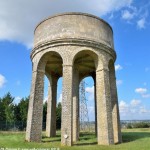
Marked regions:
[31,38,116,61]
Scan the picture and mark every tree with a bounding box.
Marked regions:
[0,97,5,121]
[0,92,62,130]
[14,104,21,122]
[16,97,29,122]
[1,92,15,122]
[56,102,61,129]
[43,101,47,123]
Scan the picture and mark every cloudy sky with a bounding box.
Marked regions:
[0,0,150,121]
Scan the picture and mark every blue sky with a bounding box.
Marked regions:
[0,0,150,121]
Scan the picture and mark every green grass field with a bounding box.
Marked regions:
[0,128,150,150]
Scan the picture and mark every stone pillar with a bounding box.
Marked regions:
[46,75,58,137]
[61,65,73,146]
[92,74,97,136]
[96,68,114,145]
[94,81,97,136]
[109,65,122,143]
[72,69,79,142]
[26,69,44,142]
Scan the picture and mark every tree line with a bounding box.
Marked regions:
[0,92,61,130]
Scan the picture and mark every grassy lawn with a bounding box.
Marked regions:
[0,128,150,150]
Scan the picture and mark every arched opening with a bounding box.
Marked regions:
[73,50,97,78]
[43,77,63,129]
[44,52,63,77]
[73,50,98,144]
[79,76,96,142]
[39,51,63,139]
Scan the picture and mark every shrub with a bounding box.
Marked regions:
[126,123,133,129]
[126,122,150,129]
[132,122,150,128]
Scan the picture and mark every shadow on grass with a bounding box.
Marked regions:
[122,131,150,143]
[42,134,60,138]
[42,130,150,145]
[74,132,97,146]
[42,139,61,143]
[42,135,61,143]
[42,132,98,146]
[74,142,97,146]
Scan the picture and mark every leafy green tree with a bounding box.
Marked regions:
[56,102,61,129]
[14,104,21,122]
[17,97,29,122]
[42,101,61,129]
[43,101,47,123]
[0,97,6,121]
[2,92,15,122]
[0,92,62,131]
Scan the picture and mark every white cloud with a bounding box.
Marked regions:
[117,80,123,86]
[115,64,123,71]
[85,86,94,94]
[137,18,146,29]
[0,0,133,47]
[119,100,129,113]
[121,2,149,29]
[135,88,150,98]
[135,88,147,94]
[136,4,149,29]
[44,96,48,103]
[88,106,94,114]
[142,94,150,98]
[119,100,150,119]
[122,10,135,20]
[57,93,62,103]
[0,74,7,88]
[139,107,150,114]
[130,99,141,107]
[85,86,94,101]
[14,96,21,104]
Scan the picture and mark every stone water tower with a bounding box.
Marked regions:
[26,12,122,146]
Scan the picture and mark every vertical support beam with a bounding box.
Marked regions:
[46,76,58,137]
[72,69,79,142]
[109,64,122,143]
[61,65,73,146]
[92,74,97,136]
[96,68,114,145]
[26,69,44,142]
[94,81,97,136]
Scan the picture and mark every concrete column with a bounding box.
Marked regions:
[46,76,58,137]
[92,74,97,136]
[94,81,97,136]
[72,69,79,142]
[26,69,44,142]
[61,65,73,146]
[96,68,114,145]
[109,65,122,143]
